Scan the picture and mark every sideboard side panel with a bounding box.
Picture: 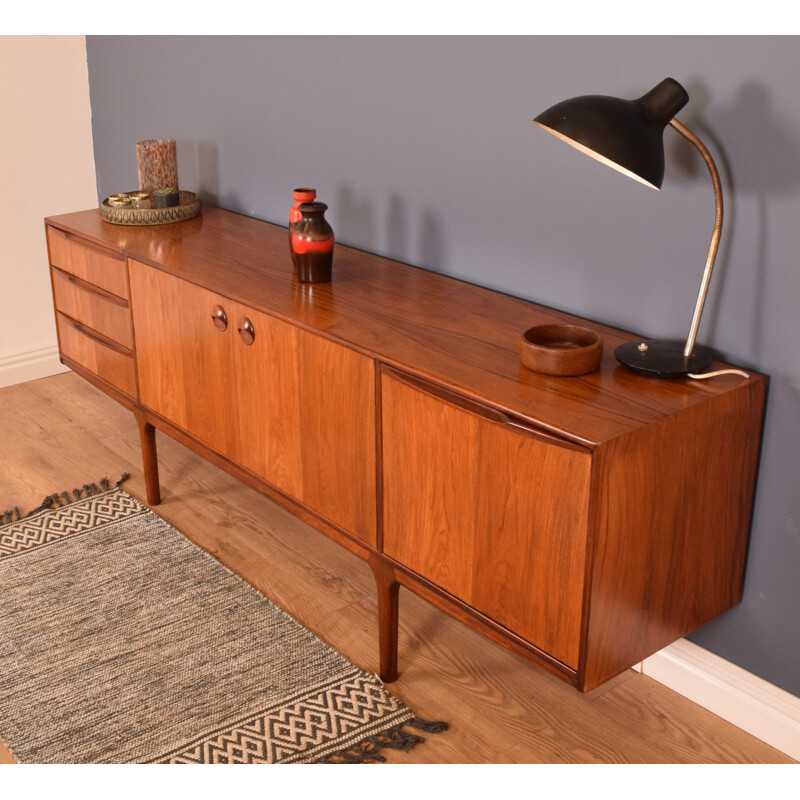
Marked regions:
[582,378,766,690]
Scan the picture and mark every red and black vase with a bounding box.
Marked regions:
[292,202,334,283]
[288,187,316,267]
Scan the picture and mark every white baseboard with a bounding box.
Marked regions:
[0,345,69,389]
[640,639,800,761]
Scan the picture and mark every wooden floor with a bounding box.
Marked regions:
[0,371,793,765]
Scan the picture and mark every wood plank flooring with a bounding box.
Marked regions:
[0,372,793,764]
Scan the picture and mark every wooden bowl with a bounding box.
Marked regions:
[520,324,603,376]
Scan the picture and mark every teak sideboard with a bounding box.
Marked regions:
[44,206,765,692]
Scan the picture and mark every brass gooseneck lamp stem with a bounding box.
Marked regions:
[669,118,723,360]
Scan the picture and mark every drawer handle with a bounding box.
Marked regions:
[53,267,129,307]
[388,368,508,425]
[212,305,228,331]
[62,314,132,356]
[237,317,255,345]
[382,365,588,452]
[56,228,124,261]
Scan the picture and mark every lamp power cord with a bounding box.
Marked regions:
[688,369,750,380]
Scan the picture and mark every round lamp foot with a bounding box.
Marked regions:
[615,340,712,378]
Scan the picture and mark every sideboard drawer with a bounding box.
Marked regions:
[51,266,133,349]
[46,226,129,299]
[56,311,137,398]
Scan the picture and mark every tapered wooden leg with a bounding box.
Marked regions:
[134,410,161,506]
[369,555,400,682]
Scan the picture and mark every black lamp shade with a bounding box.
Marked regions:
[534,78,689,189]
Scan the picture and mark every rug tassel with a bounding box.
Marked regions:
[379,727,426,751]
[409,717,450,733]
[317,717,448,764]
[327,734,389,764]
[3,474,133,522]
[22,493,58,518]
[1,507,21,525]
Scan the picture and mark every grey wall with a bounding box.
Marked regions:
[85,36,800,698]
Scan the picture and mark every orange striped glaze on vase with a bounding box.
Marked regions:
[288,188,317,266]
[292,201,334,283]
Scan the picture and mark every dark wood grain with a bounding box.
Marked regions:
[127,258,377,545]
[55,311,137,398]
[369,554,401,682]
[381,367,592,669]
[44,207,766,694]
[51,266,133,349]
[134,409,161,506]
[46,224,129,299]
[520,323,603,376]
[581,378,767,690]
[44,208,758,448]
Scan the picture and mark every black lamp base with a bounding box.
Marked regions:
[615,339,712,378]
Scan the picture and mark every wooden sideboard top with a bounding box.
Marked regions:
[45,206,763,447]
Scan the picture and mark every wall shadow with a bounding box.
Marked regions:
[668,82,800,362]
[335,185,377,252]
[195,140,220,206]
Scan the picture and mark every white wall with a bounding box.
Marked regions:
[0,36,97,387]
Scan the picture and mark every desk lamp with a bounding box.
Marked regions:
[534,78,722,378]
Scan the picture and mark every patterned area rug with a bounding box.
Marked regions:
[0,478,445,764]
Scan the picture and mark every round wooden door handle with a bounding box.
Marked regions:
[211,305,228,331]
[238,317,255,345]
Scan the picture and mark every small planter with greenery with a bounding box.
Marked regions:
[152,187,180,208]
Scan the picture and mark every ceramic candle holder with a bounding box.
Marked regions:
[136,139,179,194]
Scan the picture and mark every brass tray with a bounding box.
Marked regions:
[100,190,202,226]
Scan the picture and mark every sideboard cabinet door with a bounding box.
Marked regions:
[128,259,376,545]
[380,368,592,669]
